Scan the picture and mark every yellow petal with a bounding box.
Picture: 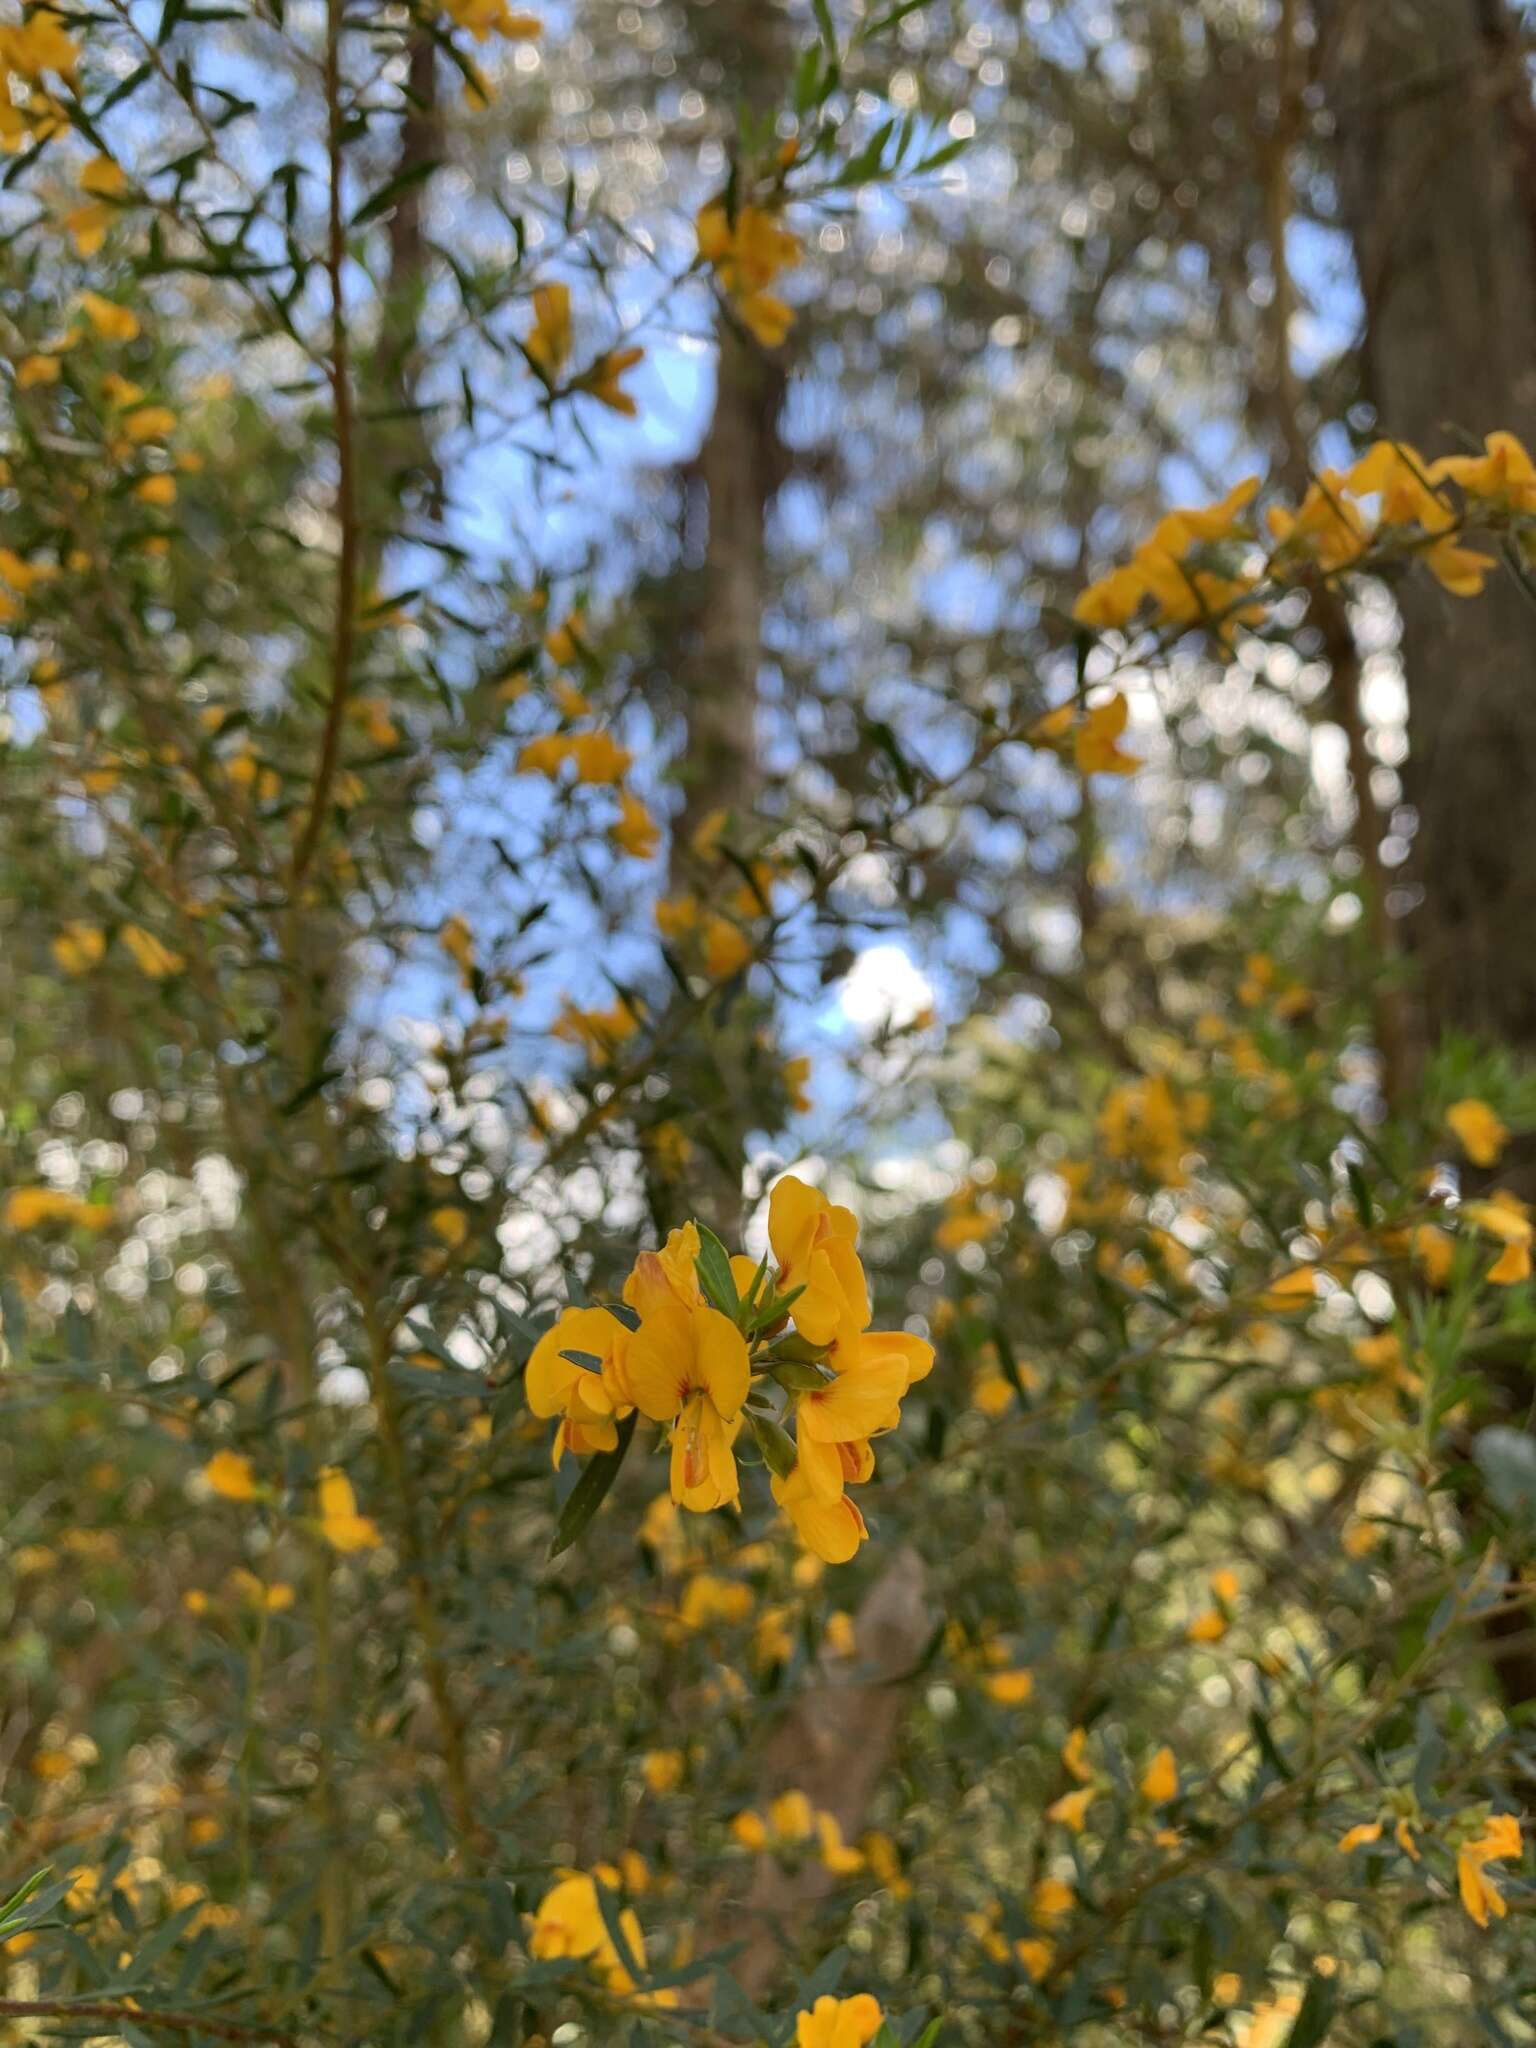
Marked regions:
[1140,1746,1177,1804]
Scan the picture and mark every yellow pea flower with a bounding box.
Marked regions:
[625,1293,748,1511]
[1431,429,1536,512]
[1421,533,1497,595]
[528,1872,648,1994]
[429,1205,468,1247]
[0,13,80,75]
[1140,1746,1178,1804]
[79,154,126,197]
[1014,1937,1053,1982]
[676,1571,751,1630]
[1062,1725,1093,1783]
[768,1788,815,1842]
[121,924,184,978]
[767,1174,869,1346]
[525,1304,632,1464]
[640,1749,683,1796]
[525,281,572,381]
[1447,1097,1508,1167]
[1462,1190,1532,1284]
[574,344,643,416]
[1411,1221,1455,1288]
[77,291,139,342]
[3,1187,113,1230]
[697,201,802,349]
[517,732,570,780]
[568,731,631,784]
[736,289,794,347]
[816,1810,864,1875]
[201,1451,259,1502]
[1047,1787,1095,1833]
[984,1668,1034,1705]
[443,0,540,39]
[1031,1875,1074,1927]
[610,789,659,860]
[860,1829,908,1896]
[771,1461,868,1562]
[1337,1820,1383,1853]
[730,1809,768,1850]
[1457,1812,1522,1928]
[824,1609,856,1657]
[1073,563,1145,630]
[52,921,106,974]
[439,913,475,983]
[1240,1992,1302,2048]
[1074,691,1141,775]
[317,1467,380,1553]
[782,1053,812,1113]
[228,1569,294,1613]
[1255,1264,1317,1313]
[793,1994,882,2048]
[121,404,176,443]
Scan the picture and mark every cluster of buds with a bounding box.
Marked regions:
[526,1177,932,1561]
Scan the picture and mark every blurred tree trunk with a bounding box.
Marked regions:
[671,329,785,868]
[1321,0,1536,1707]
[1320,0,1536,1062]
[701,1549,934,2003]
[667,0,798,878]
[372,28,443,529]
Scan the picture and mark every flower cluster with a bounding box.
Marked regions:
[0,10,78,152]
[696,193,803,348]
[520,284,644,414]
[525,1176,933,1560]
[1070,432,1536,642]
[794,1993,884,2048]
[730,1788,865,1874]
[527,1868,674,2008]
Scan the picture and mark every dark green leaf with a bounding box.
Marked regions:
[549,1411,637,1557]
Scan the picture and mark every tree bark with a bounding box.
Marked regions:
[1320,0,1536,1056]
[708,1547,934,2003]
[1321,0,1536,1712]
[672,327,785,869]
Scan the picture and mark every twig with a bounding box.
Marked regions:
[0,1999,300,2044]
[291,0,361,888]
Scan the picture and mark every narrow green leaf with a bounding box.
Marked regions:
[350,158,439,229]
[856,0,930,40]
[1345,1158,1375,1231]
[549,1412,637,1557]
[694,1224,740,1318]
[1285,1972,1337,2048]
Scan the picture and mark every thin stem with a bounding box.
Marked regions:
[342,1284,479,1856]
[0,1999,301,2044]
[292,0,361,888]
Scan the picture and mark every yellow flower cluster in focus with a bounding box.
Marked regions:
[526,1176,933,1560]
